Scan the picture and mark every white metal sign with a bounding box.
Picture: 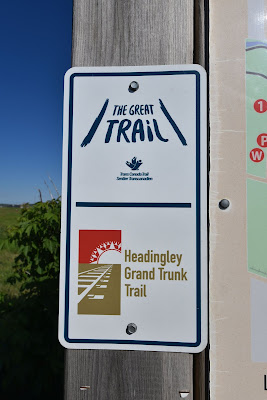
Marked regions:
[59,65,207,352]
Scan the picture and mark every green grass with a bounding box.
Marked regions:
[0,207,20,239]
[0,207,21,296]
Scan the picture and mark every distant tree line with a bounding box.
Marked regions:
[0,204,21,208]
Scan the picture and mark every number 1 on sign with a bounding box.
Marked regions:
[254,99,267,113]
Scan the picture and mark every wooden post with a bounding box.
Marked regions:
[193,1,208,400]
[65,1,207,398]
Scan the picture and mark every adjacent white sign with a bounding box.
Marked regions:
[59,65,207,352]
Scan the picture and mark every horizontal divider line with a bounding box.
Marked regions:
[76,202,191,208]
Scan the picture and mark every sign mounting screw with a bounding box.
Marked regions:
[126,323,137,335]
[218,199,230,210]
[129,81,139,92]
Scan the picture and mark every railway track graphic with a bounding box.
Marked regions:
[78,265,113,303]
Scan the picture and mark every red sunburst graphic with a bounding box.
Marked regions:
[89,241,121,263]
[79,230,121,264]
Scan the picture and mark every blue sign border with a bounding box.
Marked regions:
[64,70,202,347]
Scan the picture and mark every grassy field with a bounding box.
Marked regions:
[0,207,21,296]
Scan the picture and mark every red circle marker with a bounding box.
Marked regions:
[257,133,267,148]
[250,148,264,162]
[254,99,267,113]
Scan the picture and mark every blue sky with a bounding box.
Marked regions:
[0,0,72,204]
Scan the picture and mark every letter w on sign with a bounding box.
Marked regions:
[250,148,264,162]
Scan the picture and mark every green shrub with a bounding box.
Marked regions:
[6,200,61,285]
[0,199,64,399]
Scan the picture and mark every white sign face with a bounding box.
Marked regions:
[59,65,207,353]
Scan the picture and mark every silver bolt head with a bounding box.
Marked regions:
[129,81,139,92]
[126,323,137,335]
[219,199,230,210]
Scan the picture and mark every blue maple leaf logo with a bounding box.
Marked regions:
[126,157,143,170]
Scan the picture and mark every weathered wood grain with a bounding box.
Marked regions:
[193,348,208,400]
[65,350,193,399]
[193,1,208,399]
[72,0,193,67]
[65,0,207,399]
[194,0,207,68]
